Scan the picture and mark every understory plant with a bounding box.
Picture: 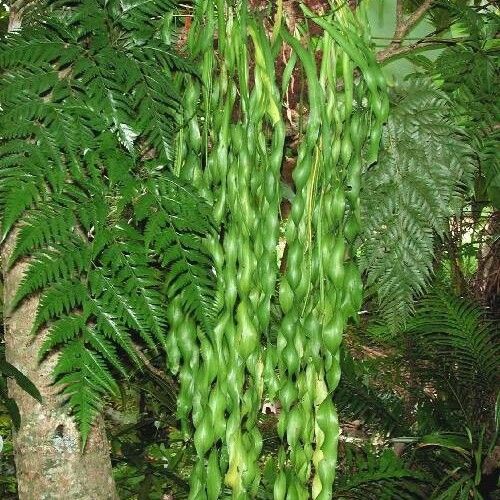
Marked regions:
[335,281,499,499]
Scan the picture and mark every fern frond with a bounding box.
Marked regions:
[9,202,76,267]
[34,281,86,333]
[335,447,427,499]
[434,21,499,207]
[133,65,181,162]
[12,240,90,310]
[1,181,42,241]
[144,173,217,333]
[54,338,119,447]
[406,289,499,396]
[100,235,168,351]
[0,0,213,445]
[85,326,128,377]
[90,270,158,353]
[0,28,75,69]
[118,0,176,34]
[360,77,474,330]
[89,299,142,368]
[39,315,86,358]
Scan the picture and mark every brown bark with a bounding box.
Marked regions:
[2,231,118,500]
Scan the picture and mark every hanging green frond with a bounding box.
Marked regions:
[360,77,474,331]
[53,337,120,442]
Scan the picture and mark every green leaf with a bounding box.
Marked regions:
[0,357,42,403]
[418,432,470,456]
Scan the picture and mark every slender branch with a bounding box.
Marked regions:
[376,34,480,62]
[373,35,482,43]
[400,0,434,39]
[377,0,435,63]
[131,342,178,391]
[394,0,405,42]
[8,0,32,30]
[377,40,441,62]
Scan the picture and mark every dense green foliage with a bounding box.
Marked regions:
[434,4,499,209]
[0,0,215,445]
[335,283,499,499]
[361,2,499,331]
[0,0,498,499]
[170,1,389,497]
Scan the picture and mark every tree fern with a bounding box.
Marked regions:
[0,0,216,445]
[360,77,474,331]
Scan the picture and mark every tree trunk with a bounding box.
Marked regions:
[2,231,118,500]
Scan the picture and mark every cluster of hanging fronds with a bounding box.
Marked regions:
[172,0,388,497]
[0,0,388,495]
